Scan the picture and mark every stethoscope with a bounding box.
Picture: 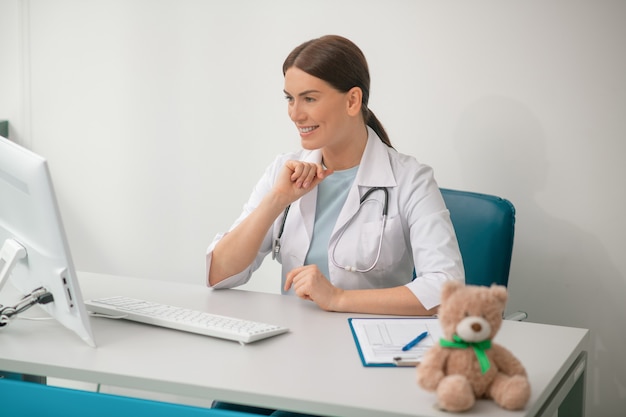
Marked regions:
[272,187,389,273]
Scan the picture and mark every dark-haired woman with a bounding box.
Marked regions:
[207,35,464,317]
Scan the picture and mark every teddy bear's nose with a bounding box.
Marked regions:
[471,323,482,332]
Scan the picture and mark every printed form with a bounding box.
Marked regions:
[349,317,443,366]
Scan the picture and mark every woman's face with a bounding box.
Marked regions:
[284,67,353,151]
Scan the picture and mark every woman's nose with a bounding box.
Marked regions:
[289,102,305,123]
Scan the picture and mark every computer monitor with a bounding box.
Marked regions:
[0,136,96,347]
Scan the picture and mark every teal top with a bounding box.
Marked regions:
[304,165,358,278]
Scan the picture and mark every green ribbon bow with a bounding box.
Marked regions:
[440,335,492,374]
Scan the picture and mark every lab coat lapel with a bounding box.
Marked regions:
[333,128,396,234]
[333,183,362,234]
[295,149,322,245]
[296,189,316,242]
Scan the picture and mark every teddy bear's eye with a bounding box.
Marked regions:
[464,311,470,317]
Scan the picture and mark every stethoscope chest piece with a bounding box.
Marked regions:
[272,238,281,260]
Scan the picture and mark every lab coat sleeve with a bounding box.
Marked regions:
[401,164,465,309]
[205,153,293,289]
[405,210,464,309]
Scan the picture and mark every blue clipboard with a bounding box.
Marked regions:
[348,317,440,367]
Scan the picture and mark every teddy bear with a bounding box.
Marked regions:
[416,281,531,412]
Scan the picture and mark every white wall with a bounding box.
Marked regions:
[1,0,625,415]
[0,0,23,137]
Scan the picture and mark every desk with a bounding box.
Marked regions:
[0,272,588,417]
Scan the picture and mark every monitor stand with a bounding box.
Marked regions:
[0,239,51,383]
[0,239,26,293]
[0,239,54,327]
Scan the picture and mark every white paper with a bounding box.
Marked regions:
[350,318,442,365]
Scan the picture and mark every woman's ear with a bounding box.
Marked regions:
[346,87,363,117]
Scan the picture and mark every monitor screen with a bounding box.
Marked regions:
[0,136,96,347]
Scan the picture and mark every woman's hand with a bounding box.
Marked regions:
[284,265,436,315]
[284,264,344,311]
[272,161,333,207]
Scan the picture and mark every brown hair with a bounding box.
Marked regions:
[282,35,392,148]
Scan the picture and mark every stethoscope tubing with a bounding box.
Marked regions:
[272,187,389,272]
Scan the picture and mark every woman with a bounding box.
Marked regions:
[207,35,464,317]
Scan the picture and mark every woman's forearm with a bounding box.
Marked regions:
[208,193,287,286]
[333,286,437,316]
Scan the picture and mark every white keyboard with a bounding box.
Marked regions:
[85,296,289,344]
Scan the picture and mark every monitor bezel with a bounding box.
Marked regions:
[0,136,96,347]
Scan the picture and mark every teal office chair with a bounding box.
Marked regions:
[439,188,526,320]
[0,377,259,417]
[440,188,515,288]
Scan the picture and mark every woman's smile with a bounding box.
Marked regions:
[298,125,319,136]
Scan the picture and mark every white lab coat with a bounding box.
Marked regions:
[206,128,464,309]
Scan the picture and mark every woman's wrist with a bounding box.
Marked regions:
[264,190,293,213]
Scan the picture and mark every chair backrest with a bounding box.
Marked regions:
[0,378,258,417]
[440,188,516,287]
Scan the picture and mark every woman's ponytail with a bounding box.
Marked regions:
[365,108,392,148]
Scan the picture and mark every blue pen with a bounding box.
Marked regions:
[401,331,428,351]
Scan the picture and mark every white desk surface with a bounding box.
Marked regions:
[0,272,589,417]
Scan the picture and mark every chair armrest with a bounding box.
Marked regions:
[504,311,528,321]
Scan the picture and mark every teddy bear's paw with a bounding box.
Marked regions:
[416,369,444,391]
[436,374,475,412]
[491,374,531,410]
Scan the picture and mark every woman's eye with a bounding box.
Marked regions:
[304,97,315,103]
[284,95,294,103]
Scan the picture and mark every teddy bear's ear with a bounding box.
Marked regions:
[441,280,464,302]
[489,284,508,304]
